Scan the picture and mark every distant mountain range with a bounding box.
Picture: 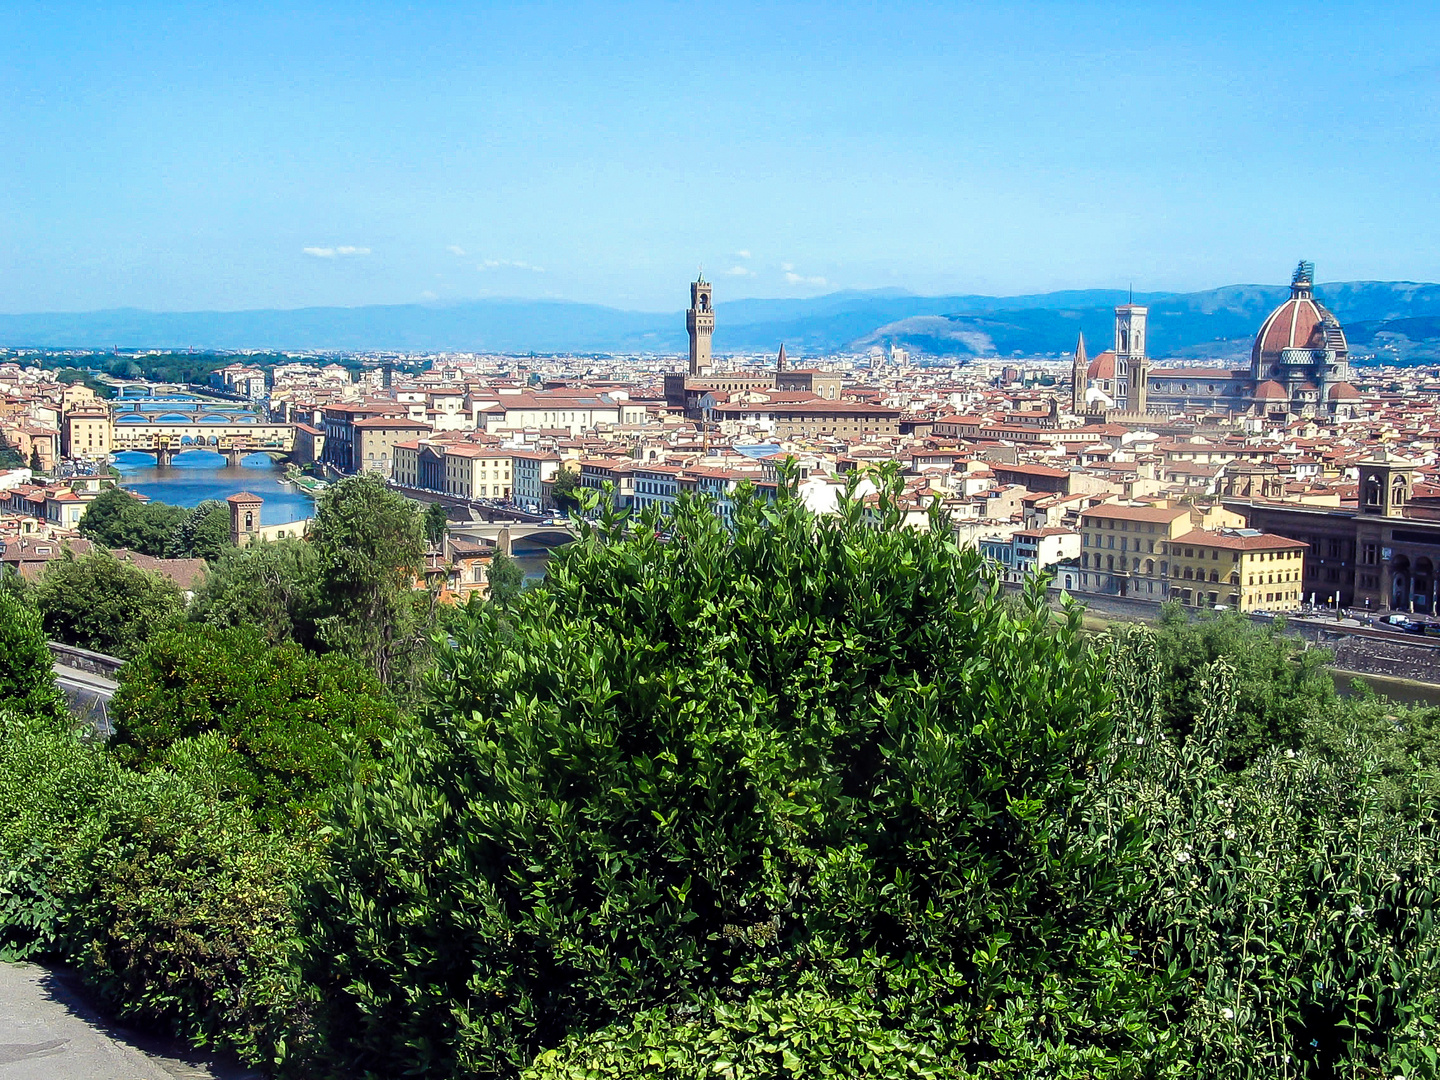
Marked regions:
[5,280,1440,362]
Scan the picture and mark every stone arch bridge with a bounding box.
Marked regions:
[109,422,297,466]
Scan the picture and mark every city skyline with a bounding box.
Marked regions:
[3,1,1438,315]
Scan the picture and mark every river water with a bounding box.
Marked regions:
[113,450,315,526]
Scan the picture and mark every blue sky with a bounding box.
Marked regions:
[2,1,1436,313]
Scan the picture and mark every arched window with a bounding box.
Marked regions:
[244,511,253,530]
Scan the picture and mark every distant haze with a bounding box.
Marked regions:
[4,280,1440,362]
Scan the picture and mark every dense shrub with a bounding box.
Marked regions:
[299,478,1142,1077]
[0,711,316,1065]
[108,624,400,824]
[0,589,67,723]
[1151,603,1337,765]
[34,549,184,658]
[61,742,317,1065]
[190,537,324,648]
[79,487,189,556]
[0,710,115,959]
[1105,626,1440,1078]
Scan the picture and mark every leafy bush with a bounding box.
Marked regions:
[79,487,188,557]
[0,709,316,1066]
[1105,625,1440,1078]
[1151,603,1337,765]
[108,624,400,824]
[0,589,67,723]
[60,746,318,1066]
[0,710,115,959]
[190,537,323,648]
[298,478,1141,1077]
[34,549,184,658]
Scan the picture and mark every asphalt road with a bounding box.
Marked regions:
[0,963,256,1079]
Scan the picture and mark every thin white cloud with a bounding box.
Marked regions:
[780,261,794,272]
[447,244,467,256]
[477,259,545,272]
[420,289,438,300]
[734,249,752,259]
[724,265,754,277]
[304,245,371,258]
[786,271,827,286]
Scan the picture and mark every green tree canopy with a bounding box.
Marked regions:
[299,479,1130,1077]
[79,487,188,557]
[309,473,428,683]
[1151,603,1337,765]
[550,466,580,512]
[108,624,400,823]
[423,500,449,546]
[166,500,230,561]
[0,590,67,723]
[189,537,322,648]
[484,548,524,605]
[34,549,184,659]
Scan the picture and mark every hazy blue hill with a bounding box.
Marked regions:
[3,280,1439,359]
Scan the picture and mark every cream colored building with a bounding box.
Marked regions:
[63,406,112,460]
[1162,529,1307,612]
[443,444,513,500]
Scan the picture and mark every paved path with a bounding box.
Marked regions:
[0,963,257,1080]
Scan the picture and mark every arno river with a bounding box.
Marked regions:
[114,450,315,525]
[115,448,552,581]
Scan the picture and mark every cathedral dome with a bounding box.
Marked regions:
[1086,350,1116,380]
[1251,261,1348,374]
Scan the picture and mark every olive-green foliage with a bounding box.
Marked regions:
[108,624,400,824]
[0,710,114,959]
[485,549,524,605]
[60,749,317,1064]
[1104,625,1440,1078]
[309,473,429,683]
[1151,602,1337,765]
[299,476,1140,1078]
[424,500,449,546]
[550,467,580,512]
[0,709,316,1065]
[79,487,188,557]
[190,537,323,648]
[165,500,231,560]
[0,590,67,723]
[34,549,184,658]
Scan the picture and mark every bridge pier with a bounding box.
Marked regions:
[223,448,247,468]
[155,445,174,468]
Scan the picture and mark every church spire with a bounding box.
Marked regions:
[776,342,786,372]
[1071,331,1089,415]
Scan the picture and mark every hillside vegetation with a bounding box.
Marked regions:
[1,474,1439,1078]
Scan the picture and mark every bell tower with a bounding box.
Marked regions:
[687,275,714,376]
[1114,302,1148,412]
[1071,332,1089,415]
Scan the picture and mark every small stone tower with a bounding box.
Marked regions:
[687,275,714,376]
[227,491,263,546]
